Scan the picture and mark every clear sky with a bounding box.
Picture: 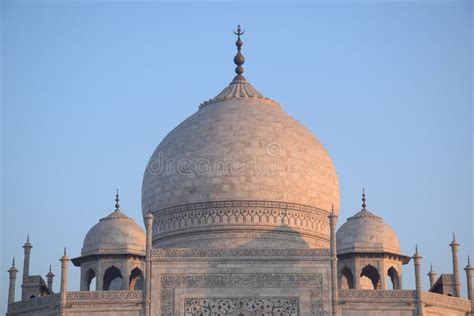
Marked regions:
[1,0,472,313]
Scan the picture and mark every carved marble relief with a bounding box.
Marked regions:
[184,297,299,316]
[159,273,323,316]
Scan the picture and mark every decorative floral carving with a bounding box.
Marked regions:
[160,273,322,316]
[151,200,330,246]
[339,289,416,300]
[152,248,330,258]
[184,297,298,316]
[66,290,143,302]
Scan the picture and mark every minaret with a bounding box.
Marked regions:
[7,257,18,307]
[21,235,32,300]
[413,245,424,316]
[328,205,339,316]
[450,233,461,297]
[59,247,69,316]
[46,264,55,293]
[144,210,154,316]
[465,256,474,316]
[427,264,437,289]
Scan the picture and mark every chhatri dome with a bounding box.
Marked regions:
[82,191,146,256]
[336,189,401,255]
[142,25,339,249]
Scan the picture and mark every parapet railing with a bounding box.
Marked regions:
[339,289,471,312]
[421,291,471,311]
[8,293,60,313]
[8,291,144,313]
[66,290,143,303]
[339,289,416,301]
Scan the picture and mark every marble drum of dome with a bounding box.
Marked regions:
[141,32,339,249]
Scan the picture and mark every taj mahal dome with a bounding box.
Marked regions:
[4,26,473,316]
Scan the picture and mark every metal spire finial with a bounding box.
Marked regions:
[452,232,456,241]
[63,247,67,256]
[12,257,15,267]
[49,264,52,273]
[233,24,245,77]
[115,189,120,212]
[468,255,471,265]
[361,188,367,209]
[27,234,29,242]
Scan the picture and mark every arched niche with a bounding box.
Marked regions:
[129,267,144,290]
[387,266,400,289]
[103,266,123,291]
[340,266,354,289]
[360,264,380,289]
[84,268,96,291]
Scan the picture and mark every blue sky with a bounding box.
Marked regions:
[1,1,472,313]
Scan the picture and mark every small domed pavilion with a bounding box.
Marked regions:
[71,191,145,291]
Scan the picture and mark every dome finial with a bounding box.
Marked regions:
[115,189,120,212]
[233,24,245,77]
[361,188,367,209]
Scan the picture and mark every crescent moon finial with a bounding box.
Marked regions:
[233,24,245,36]
[233,25,245,77]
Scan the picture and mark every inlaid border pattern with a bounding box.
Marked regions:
[159,273,323,316]
[152,248,330,258]
[184,297,299,316]
[151,200,331,239]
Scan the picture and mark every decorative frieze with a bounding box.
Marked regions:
[66,290,143,302]
[184,297,299,315]
[159,273,323,316]
[151,200,330,247]
[339,289,416,301]
[152,248,330,258]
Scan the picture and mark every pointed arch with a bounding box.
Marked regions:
[84,268,96,291]
[360,264,380,289]
[129,267,144,290]
[387,266,400,289]
[103,266,123,291]
[339,266,354,289]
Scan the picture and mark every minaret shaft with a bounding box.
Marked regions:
[450,235,461,297]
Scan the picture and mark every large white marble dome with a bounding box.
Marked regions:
[142,50,339,249]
